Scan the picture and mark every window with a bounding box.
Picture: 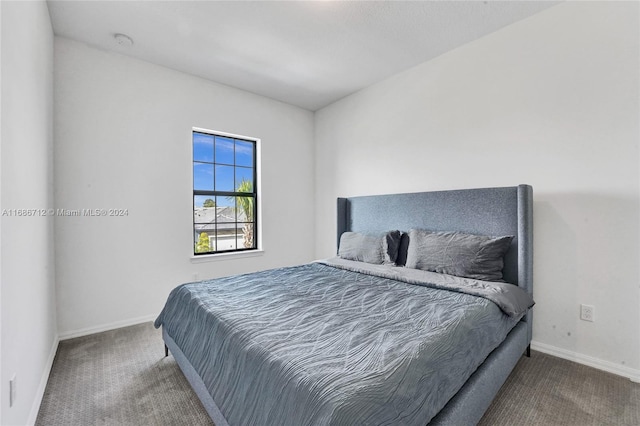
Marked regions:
[192,129,258,255]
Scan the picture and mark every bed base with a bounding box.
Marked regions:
[428,322,528,425]
[163,328,230,426]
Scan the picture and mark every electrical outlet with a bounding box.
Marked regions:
[9,374,16,407]
[580,304,594,322]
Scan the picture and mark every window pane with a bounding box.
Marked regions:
[216,204,236,223]
[216,224,237,251]
[194,195,208,209]
[194,196,216,226]
[233,195,254,222]
[215,195,234,208]
[235,140,253,167]
[193,133,214,163]
[237,222,255,249]
[235,167,253,192]
[193,162,214,191]
[194,195,217,209]
[194,228,215,254]
[215,136,235,165]
[215,165,234,191]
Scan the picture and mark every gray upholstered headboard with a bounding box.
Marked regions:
[336,185,533,298]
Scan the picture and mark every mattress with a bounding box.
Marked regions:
[155,260,530,426]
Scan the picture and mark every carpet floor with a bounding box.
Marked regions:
[36,322,639,426]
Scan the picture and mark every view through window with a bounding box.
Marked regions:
[193,130,257,255]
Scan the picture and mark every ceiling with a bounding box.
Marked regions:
[47,1,559,111]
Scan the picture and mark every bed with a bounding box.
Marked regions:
[155,184,534,425]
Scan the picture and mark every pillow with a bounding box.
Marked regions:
[395,232,410,266]
[338,230,401,265]
[405,229,513,281]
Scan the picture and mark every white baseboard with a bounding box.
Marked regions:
[531,340,640,383]
[58,314,157,340]
[27,335,59,426]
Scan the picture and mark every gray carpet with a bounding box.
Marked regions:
[478,349,640,426]
[36,322,213,426]
[36,322,639,426]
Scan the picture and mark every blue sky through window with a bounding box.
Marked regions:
[193,133,214,162]
[193,162,213,191]
[215,137,234,165]
[193,132,255,208]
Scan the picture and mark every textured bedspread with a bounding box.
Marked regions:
[155,262,524,426]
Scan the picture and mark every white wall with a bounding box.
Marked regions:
[54,37,316,336]
[1,1,58,424]
[1,2,3,422]
[315,1,639,378]
[0,3,3,422]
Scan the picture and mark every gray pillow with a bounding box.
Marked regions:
[405,229,513,282]
[338,231,401,265]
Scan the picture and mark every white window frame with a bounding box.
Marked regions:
[190,127,263,262]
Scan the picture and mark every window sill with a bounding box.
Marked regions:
[190,249,264,263]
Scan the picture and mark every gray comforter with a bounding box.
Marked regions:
[155,260,531,426]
